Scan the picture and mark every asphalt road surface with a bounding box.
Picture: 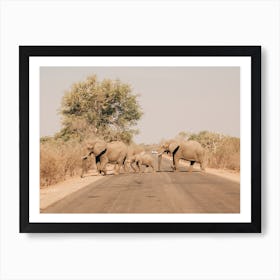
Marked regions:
[42,156,240,213]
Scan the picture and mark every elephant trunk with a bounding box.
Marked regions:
[80,152,92,178]
[81,157,87,178]
[92,155,97,171]
[158,152,163,171]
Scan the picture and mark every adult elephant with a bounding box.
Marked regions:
[81,140,128,177]
[158,140,206,172]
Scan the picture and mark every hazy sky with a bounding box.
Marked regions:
[40,67,240,144]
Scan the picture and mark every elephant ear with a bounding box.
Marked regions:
[169,142,180,154]
[93,140,107,156]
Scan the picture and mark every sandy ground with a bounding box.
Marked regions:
[40,157,239,210]
[40,164,120,210]
[204,167,240,183]
[40,170,105,210]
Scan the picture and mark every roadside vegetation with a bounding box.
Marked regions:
[40,138,92,186]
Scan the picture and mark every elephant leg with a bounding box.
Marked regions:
[115,157,126,175]
[95,155,103,175]
[172,155,176,169]
[95,161,102,175]
[123,161,129,173]
[99,156,109,175]
[144,165,148,173]
[189,161,195,173]
[122,156,129,173]
[130,162,137,172]
[136,161,141,173]
[114,162,121,175]
[138,162,143,173]
[200,161,206,171]
[173,155,180,172]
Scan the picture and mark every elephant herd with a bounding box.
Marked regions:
[80,139,206,178]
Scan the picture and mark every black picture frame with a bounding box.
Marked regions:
[20,46,261,233]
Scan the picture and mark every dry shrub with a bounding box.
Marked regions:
[40,139,93,187]
[40,146,63,186]
[205,136,240,171]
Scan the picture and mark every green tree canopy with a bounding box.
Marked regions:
[56,75,143,143]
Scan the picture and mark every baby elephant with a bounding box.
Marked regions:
[129,152,155,173]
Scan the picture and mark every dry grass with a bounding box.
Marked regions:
[40,139,93,187]
[205,137,240,171]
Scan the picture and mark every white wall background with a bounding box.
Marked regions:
[0,0,279,279]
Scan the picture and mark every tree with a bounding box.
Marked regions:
[188,131,222,152]
[56,75,143,143]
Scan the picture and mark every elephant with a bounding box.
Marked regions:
[127,152,155,173]
[124,145,145,171]
[81,140,128,177]
[158,140,206,172]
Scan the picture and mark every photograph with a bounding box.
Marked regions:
[40,66,240,214]
[20,46,261,232]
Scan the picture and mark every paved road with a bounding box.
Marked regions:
[42,157,240,213]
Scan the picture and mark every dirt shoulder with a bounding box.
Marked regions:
[204,168,240,183]
[40,171,105,211]
[162,154,240,183]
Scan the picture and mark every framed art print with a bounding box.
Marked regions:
[19,46,261,233]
